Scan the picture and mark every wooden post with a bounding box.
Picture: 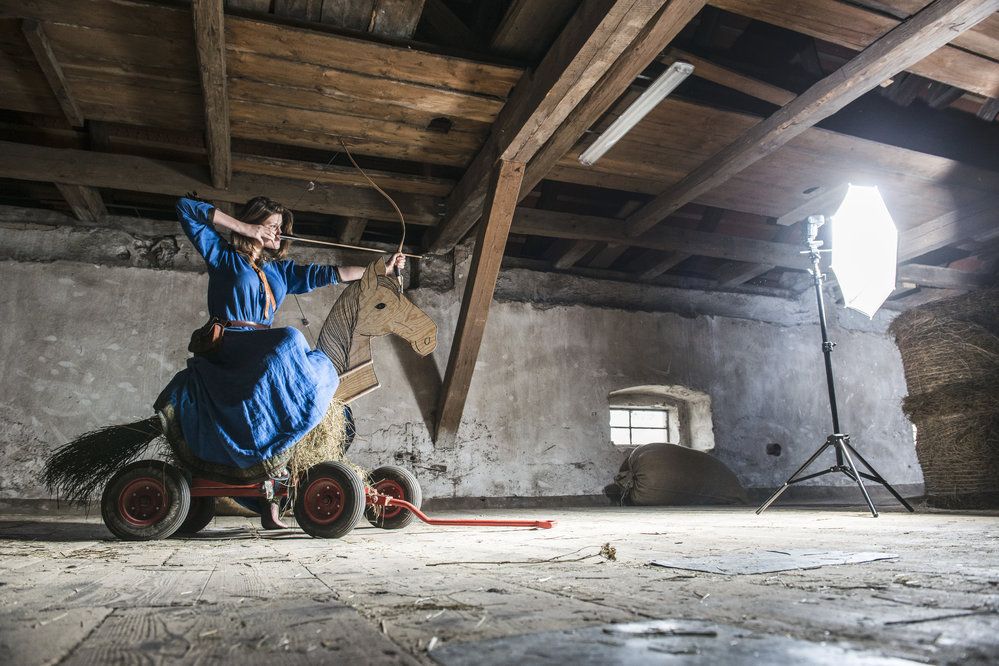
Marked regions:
[192,0,232,190]
[20,20,84,127]
[435,160,525,446]
[54,183,106,223]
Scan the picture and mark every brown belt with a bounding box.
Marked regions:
[225,320,270,330]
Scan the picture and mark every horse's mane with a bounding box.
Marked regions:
[316,275,401,373]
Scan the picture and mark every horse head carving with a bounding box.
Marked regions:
[317,258,437,403]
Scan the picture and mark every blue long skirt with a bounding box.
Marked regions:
[156,327,339,481]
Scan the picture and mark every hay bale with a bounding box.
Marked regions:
[892,289,999,508]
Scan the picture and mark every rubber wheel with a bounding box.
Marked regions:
[293,462,365,538]
[101,460,191,541]
[177,496,216,534]
[365,465,422,530]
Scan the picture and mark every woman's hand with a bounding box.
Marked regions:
[385,252,406,274]
[245,224,278,246]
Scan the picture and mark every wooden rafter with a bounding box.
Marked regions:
[518,0,707,198]
[54,183,106,224]
[626,0,999,238]
[898,198,999,262]
[638,206,724,280]
[896,263,993,289]
[435,160,525,446]
[192,0,232,190]
[340,217,368,243]
[516,207,809,270]
[20,19,84,127]
[709,0,999,97]
[660,48,796,106]
[0,141,442,225]
[428,0,703,253]
[421,0,480,51]
[490,0,579,60]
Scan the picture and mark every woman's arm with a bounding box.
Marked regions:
[211,206,276,246]
[338,253,406,281]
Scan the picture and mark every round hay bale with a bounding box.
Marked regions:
[889,315,999,394]
[910,411,999,506]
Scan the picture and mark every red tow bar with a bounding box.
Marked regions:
[367,492,555,529]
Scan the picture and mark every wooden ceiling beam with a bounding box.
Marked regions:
[340,216,367,243]
[428,0,699,253]
[626,0,999,238]
[713,260,775,286]
[490,0,579,60]
[435,160,525,447]
[192,0,232,190]
[638,252,691,280]
[20,19,84,127]
[0,141,443,225]
[660,48,796,106]
[232,153,454,197]
[552,240,597,270]
[515,207,810,269]
[896,263,994,289]
[883,286,965,311]
[709,0,999,97]
[519,0,706,198]
[899,198,999,262]
[848,0,999,61]
[420,0,480,51]
[54,183,107,224]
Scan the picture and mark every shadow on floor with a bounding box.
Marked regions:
[0,520,111,542]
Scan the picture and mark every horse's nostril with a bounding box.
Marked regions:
[375,303,387,310]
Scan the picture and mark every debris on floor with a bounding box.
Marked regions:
[650,550,898,575]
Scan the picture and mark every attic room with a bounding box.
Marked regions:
[0,0,997,663]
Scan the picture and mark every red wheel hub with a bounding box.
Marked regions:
[118,477,169,527]
[303,477,346,524]
[374,479,406,519]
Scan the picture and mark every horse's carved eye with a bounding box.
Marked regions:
[375,303,387,310]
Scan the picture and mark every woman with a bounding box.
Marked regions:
[155,196,404,529]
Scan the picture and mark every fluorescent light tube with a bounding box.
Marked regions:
[578,61,694,166]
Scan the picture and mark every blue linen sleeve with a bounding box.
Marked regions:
[278,261,340,295]
[176,197,226,268]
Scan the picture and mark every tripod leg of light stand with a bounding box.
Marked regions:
[756,439,834,515]
[844,442,915,512]
[836,438,878,517]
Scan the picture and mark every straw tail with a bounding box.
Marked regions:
[43,416,163,504]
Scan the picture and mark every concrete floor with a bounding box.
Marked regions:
[1,506,997,665]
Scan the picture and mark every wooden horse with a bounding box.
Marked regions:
[317,258,437,404]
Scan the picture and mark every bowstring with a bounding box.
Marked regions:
[290,137,409,346]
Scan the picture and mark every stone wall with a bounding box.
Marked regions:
[0,224,922,502]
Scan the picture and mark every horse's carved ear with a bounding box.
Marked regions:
[360,259,380,292]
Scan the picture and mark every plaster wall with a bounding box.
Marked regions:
[0,258,922,501]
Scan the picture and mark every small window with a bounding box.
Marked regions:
[610,407,670,446]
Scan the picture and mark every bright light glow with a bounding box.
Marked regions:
[830,185,898,318]
[578,61,694,166]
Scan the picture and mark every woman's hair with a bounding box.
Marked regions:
[231,196,294,262]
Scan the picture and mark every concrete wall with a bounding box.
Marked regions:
[0,235,922,501]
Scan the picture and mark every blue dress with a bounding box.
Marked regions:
[155,198,340,481]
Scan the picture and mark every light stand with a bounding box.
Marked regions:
[756,216,914,517]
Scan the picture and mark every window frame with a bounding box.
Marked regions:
[610,406,673,446]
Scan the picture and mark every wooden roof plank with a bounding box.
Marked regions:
[192,0,232,190]
[626,0,999,237]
